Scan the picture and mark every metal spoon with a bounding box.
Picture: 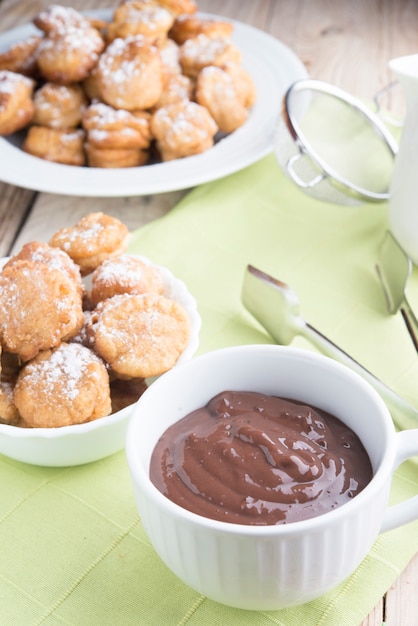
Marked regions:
[375,230,418,352]
[242,264,418,426]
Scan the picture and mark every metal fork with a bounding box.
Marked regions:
[241,264,418,426]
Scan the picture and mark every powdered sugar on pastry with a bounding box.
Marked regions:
[49,212,130,275]
[13,342,111,427]
[0,260,84,361]
[95,35,163,109]
[0,70,35,135]
[90,254,164,305]
[151,100,217,160]
[179,34,241,77]
[87,293,191,378]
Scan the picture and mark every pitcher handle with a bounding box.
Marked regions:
[381,429,418,532]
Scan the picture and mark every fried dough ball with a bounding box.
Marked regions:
[107,1,174,47]
[36,20,104,85]
[34,4,92,34]
[195,63,256,133]
[90,254,165,306]
[13,342,112,428]
[0,260,84,362]
[222,61,257,108]
[95,35,163,110]
[0,35,42,77]
[157,0,197,17]
[151,100,218,160]
[23,126,86,166]
[0,70,35,135]
[82,102,152,150]
[49,212,130,276]
[0,377,20,426]
[169,15,233,45]
[87,293,191,378]
[3,241,84,298]
[152,72,193,110]
[179,34,241,78]
[84,143,149,168]
[32,83,88,129]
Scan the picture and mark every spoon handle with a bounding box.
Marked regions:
[401,298,418,353]
[302,321,418,430]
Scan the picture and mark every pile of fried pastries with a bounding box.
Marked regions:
[0,212,192,428]
[0,1,257,168]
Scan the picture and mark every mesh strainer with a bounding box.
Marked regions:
[274,79,399,205]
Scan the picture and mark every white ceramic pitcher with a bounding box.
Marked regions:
[388,53,418,265]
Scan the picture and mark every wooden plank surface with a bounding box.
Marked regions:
[1,1,418,624]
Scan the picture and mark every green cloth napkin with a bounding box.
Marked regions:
[2,154,418,626]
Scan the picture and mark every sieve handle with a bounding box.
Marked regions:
[286,152,325,189]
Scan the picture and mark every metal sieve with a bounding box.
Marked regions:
[274,79,399,205]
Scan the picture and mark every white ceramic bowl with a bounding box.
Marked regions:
[126,344,418,610]
[0,256,200,467]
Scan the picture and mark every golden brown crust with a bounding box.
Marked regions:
[222,62,257,108]
[86,292,191,378]
[151,100,217,160]
[3,241,85,298]
[95,35,163,110]
[170,15,233,45]
[0,260,84,362]
[49,212,130,276]
[36,23,105,85]
[0,70,35,135]
[106,1,174,46]
[23,126,86,166]
[32,82,88,129]
[195,64,256,133]
[14,343,111,428]
[82,102,152,150]
[0,35,42,77]
[152,72,193,110]
[157,0,197,17]
[33,5,92,34]
[179,34,241,78]
[90,254,165,306]
[85,143,149,168]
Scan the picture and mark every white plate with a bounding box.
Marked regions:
[0,11,307,196]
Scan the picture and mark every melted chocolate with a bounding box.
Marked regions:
[150,391,373,525]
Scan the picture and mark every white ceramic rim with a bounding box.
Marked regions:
[126,344,395,536]
[0,254,201,444]
[0,10,307,196]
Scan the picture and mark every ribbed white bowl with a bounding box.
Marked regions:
[126,344,416,610]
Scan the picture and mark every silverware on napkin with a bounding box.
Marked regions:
[242,264,418,425]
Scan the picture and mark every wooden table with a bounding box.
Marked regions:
[1,0,418,623]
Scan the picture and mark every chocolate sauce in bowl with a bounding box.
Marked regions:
[150,391,373,525]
